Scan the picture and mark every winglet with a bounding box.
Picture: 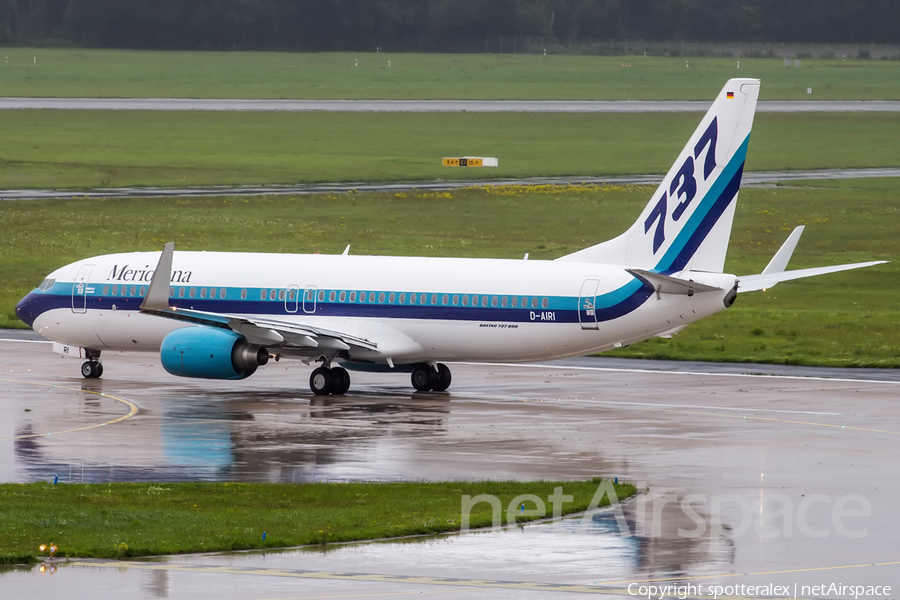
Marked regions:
[141,242,174,311]
[762,226,804,274]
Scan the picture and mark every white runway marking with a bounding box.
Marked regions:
[463,361,900,385]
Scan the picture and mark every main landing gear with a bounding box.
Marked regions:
[309,366,351,396]
[81,350,103,379]
[411,363,451,392]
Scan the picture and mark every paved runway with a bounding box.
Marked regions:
[2,167,898,201]
[1,336,898,598]
[3,97,900,113]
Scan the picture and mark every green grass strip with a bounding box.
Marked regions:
[4,49,900,100]
[0,111,898,190]
[0,479,635,563]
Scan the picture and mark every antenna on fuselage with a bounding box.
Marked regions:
[342,245,350,256]
[523,253,529,260]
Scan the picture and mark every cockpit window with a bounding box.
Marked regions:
[37,278,56,292]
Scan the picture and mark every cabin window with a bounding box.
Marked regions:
[279,290,286,301]
[442,294,449,305]
[103,286,109,295]
[260,289,267,300]
[431,294,438,305]
[111,285,118,295]
[399,293,405,303]
[462,295,469,306]
[367,292,375,303]
[220,288,227,299]
[339,291,346,302]
[318,290,325,302]
[325,291,333,302]
[378,292,385,303]
[288,289,295,301]
[130,286,137,296]
[349,291,356,302]
[512,296,518,307]
[270,289,277,300]
[521,297,528,307]
[178,287,185,298]
[491,296,498,307]
[532,297,539,308]
[186,287,193,298]
[482,296,489,307]
[168,287,174,298]
[241,289,247,300]
[209,287,216,297]
[542,297,549,308]
[389,293,395,303]
[200,288,207,298]
[501,297,508,307]
[410,293,417,304]
[139,286,146,296]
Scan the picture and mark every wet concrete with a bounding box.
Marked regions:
[2,167,899,202]
[1,338,898,598]
[3,98,900,113]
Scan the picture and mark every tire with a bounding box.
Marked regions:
[95,363,104,378]
[81,361,95,379]
[411,364,437,392]
[310,367,335,395]
[332,367,351,395]
[433,363,451,391]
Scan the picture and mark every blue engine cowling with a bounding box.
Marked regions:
[160,327,269,380]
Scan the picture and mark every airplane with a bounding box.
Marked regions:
[15,78,886,395]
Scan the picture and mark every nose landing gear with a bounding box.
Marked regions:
[81,349,103,379]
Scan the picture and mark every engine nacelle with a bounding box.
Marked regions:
[160,327,269,380]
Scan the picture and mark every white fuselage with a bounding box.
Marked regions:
[20,251,737,365]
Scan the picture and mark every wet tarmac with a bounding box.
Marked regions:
[1,336,898,598]
[2,167,899,202]
[3,98,900,113]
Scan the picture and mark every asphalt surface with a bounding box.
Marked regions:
[1,167,898,201]
[3,97,900,113]
[1,336,898,598]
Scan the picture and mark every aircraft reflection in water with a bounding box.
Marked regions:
[292,499,732,581]
[12,387,449,483]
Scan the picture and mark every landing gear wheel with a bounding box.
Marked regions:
[433,363,451,392]
[411,364,438,392]
[81,361,102,379]
[332,367,351,395]
[310,367,335,396]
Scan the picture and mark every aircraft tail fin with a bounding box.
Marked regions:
[558,78,760,274]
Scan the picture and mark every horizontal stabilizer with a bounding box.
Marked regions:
[627,269,723,295]
[738,261,887,292]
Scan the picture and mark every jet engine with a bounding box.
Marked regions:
[160,327,269,380]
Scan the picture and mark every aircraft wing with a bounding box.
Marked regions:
[737,227,887,292]
[139,243,378,353]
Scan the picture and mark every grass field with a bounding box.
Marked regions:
[0,479,633,563]
[2,48,900,100]
[1,181,896,367]
[1,110,898,190]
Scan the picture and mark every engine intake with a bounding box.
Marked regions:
[161,327,268,380]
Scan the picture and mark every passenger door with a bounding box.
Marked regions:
[578,279,599,330]
[71,264,95,314]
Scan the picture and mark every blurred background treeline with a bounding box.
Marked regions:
[1,0,898,50]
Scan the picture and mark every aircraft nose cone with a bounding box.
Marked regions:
[15,294,37,328]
